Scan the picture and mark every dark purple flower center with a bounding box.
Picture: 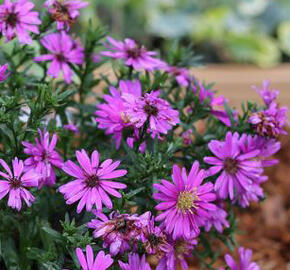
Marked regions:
[147,234,161,246]
[85,175,99,188]
[115,218,127,232]
[10,177,22,189]
[224,158,238,174]
[126,47,142,59]
[56,54,66,62]
[5,13,18,27]
[144,104,158,117]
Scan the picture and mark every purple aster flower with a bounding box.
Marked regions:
[153,161,216,239]
[59,149,127,213]
[119,253,151,270]
[95,80,142,148]
[87,211,149,256]
[22,129,63,188]
[0,158,39,211]
[204,131,264,201]
[44,0,88,31]
[123,90,180,138]
[165,65,191,87]
[204,205,229,233]
[73,245,113,270]
[157,235,198,270]
[0,0,41,44]
[220,247,260,270]
[34,32,84,83]
[235,183,264,208]
[249,102,288,137]
[101,36,166,71]
[0,63,9,82]
[253,80,279,106]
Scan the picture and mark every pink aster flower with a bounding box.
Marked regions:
[22,129,63,188]
[0,63,9,82]
[95,80,142,148]
[59,149,127,213]
[44,0,88,31]
[165,66,191,87]
[204,205,229,233]
[87,211,149,256]
[204,132,264,201]
[119,253,151,270]
[101,36,166,71]
[253,80,279,106]
[153,161,216,239]
[0,158,39,211]
[0,0,41,44]
[34,32,84,83]
[249,101,288,137]
[73,245,113,270]
[220,247,260,270]
[157,235,198,270]
[123,90,180,138]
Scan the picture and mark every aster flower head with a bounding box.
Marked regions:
[59,149,127,213]
[119,253,151,270]
[123,90,180,138]
[221,247,260,270]
[34,32,84,83]
[87,211,149,255]
[0,63,10,82]
[253,80,279,106]
[0,0,41,44]
[74,245,113,270]
[101,36,166,71]
[204,205,229,233]
[45,0,88,31]
[153,161,216,239]
[95,80,142,148]
[22,129,63,188]
[165,65,191,87]
[0,158,39,211]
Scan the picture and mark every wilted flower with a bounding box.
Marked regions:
[153,161,216,239]
[0,158,39,211]
[0,63,9,82]
[22,129,63,188]
[59,149,127,213]
[204,205,229,233]
[119,253,151,270]
[74,245,113,270]
[165,66,191,87]
[101,36,165,71]
[0,0,41,44]
[34,32,84,83]
[253,80,279,106]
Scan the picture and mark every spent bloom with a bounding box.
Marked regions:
[0,63,10,82]
[253,80,279,106]
[74,245,113,270]
[22,129,63,188]
[123,90,180,138]
[204,205,229,233]
[119,253,151,270]
[220,247,260,270]
[165,65,191,87]
[0,0,41,44]
[44,0,88,31]
[87,211,149,256]
[101,36,165,71]
[34,32,84,83]
[0,158,38,211]
[59,149,127,213]
[153,161,216,239]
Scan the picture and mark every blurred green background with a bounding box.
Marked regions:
[40,0,290,67]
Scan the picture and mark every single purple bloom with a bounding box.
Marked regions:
[101,36,166,71]
[204,205,229,233]
[44,0,88,31]
[72,245,113,270]
[119,253,151,270]
[153,161,216,239]
[165,65,191,87]
[59,149,127,213]
[64,123,79,134]
[252,80,279,106]
[235,183,264,208]
[221,247,260,270]
[0,158,39,211]
[87,211,149,256]
[204,132,264,201]
[22,129,63,188]
[0,0,41,44]
[0,63,10,82]
[123,90,180,138]
[34,32,84,83]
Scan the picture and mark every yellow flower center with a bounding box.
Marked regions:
[177,190,199,212]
